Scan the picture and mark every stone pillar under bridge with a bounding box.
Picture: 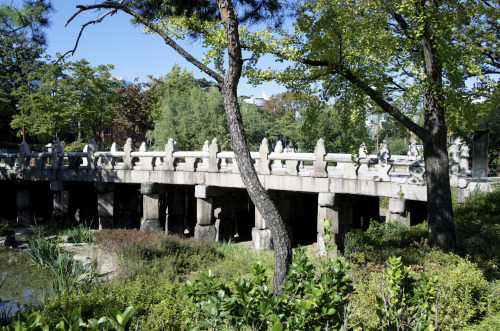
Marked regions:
[140,183,161,230]
[317,193,354,256]
[252,190,295,250]
[51,180,69,223]
[95,182,114,229]
[16,180,31,227]
[194,185,236,241]
[386,197,409,227]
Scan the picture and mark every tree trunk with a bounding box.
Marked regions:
[422,129,456,250]
[218,0,292,292]
[421,0,456,250]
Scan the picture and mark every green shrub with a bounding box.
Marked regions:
[39,276,192,329]
[344,219,408,256]
[0,219,13,237]
[454,189,500,280]
[351,245,490,329]
[184,246,356,330]
[4,306,135,330]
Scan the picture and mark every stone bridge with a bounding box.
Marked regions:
[0,137,471,252]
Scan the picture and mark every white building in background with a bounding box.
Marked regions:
[243,91,270,107]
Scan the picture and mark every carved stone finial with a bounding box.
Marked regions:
[258,138,271,175]
[313,138,327,178]
[208,138,221,173]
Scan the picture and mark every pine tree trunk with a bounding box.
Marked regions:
[218,0,292,292]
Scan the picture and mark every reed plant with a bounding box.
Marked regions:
[26,231,95,299]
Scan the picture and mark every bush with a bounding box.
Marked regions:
[344,219,408,256]
[453,189,500,280]
[0,219,13,237]
[40,276,192,330]
[350,244,490,329]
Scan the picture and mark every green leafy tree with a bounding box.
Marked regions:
[0,0,52,143]
[11,58,73,141]
[112,76,163,147]
[149,87,231,151]
[69,0,293,291]
[11,57,118,144]
[245,0,500,250]
[69,59,118,147]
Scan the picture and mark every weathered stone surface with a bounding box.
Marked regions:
[197,197,213,226]
[143,194,160,220]
[318,193,337,207]
[140,183,156,195]
[140,219,161,231]
[252,227,272,250]
[388,198,406,214]
[194,224,217,240]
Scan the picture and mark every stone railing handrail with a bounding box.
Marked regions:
[0,137,471,187]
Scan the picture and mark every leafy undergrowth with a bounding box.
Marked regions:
[5,188,500,329]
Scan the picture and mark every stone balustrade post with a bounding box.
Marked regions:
[87,139,98,170]
[81,144,89,167]
[139,142,155,171]
[358,143,369,172]
[201,140,210,167]
[460,143,470,176]
[140,182,161,230]
[19,142,30,171]
[376,140,392,181]
[449,143,460,187]
[164,138,178,171]
[122,138,134,170]
[258,138,271,175]
[208,138,221,173]
[100,142,118,170]
[95,182,114,229]
[273,141,283,168]
[52,139,64,170]
[313,139,327,177]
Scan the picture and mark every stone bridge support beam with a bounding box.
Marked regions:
[317,193,339,257]
[141,183,161,230]
[51,180,69,223]
[194,185,216,240]
[386,198,409,227]
[95,182,114,229]
[194,185,234,241]
[16,180,31,227]
[252,190,294,250]
[317,193,354,256]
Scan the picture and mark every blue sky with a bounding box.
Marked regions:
[21,0,288,97]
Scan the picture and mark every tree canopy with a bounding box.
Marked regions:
[240,0,500,250]
[0,0,52,143]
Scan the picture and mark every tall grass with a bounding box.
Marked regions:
[26,230,95,300]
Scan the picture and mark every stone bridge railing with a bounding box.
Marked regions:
[0,137,471,187]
